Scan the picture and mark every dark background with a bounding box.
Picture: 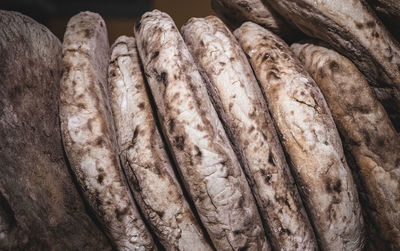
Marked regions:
[0,0,215,43]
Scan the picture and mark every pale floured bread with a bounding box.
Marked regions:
[108,35,212,251]
[234,22,365,251]
[59,12,155,250]
[291,41,400,250]
[135,10,270,251]
[181,16,317,251]
[267,0,400,131]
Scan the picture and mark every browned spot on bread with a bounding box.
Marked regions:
[83,28,93,38]
[194,145,202,158]
[248,125,255,133]
[333,180,342,193]
[219,62,226,66]
[366,21,376,28]
[329,61,339,72]
[229,102,233,111]
[115,207,129,221]
[280,228,291,235]
[77,103,86,109]
[168,119,175,133]
[373,32,379,38]
[174,135,185,150]
[132,127,139,143]
[151,51,159,60]
[138,102,145,109]
[96,137,104,146]
[97,174,104,184]
[355,22,363,29]
[268,153,275,166]
[155,209,164,218]
[268,71,281,80]
[249,110,256,119]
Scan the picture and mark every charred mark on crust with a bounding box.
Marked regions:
[174,135,185,150]
[355,22,363,29]
[248,125,255,133]
[268,153,275,166]
[326,179,342,193]
[268,71,280,80]
[366,21,375,28]
[97,174,104,184]
[333,180,342,193]
[138,102,145,110]
[156,71,168,87]
[155,209,164,218]
[77,103,86,109]
[194,145,202,158]
[329,61,339,72]
[280,228,291,235]
[110,69,116,77]
[132,127,139,143]
[83,28,93,38]
[151,51,159,60]
[96,137,104,146]
[284,198,291,210]
[168,119,175,133]
[115,207,129,221]
[265,174,272,183]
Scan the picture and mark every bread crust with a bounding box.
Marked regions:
[267,0,400,131]
[59,12,155,250]
[108,35,212,251]
[368,0,400,41]
[292,41,400,250]
[234,22,365,251]
[181,16,317,251]
[210,0,295,41]
[135,10,270,251]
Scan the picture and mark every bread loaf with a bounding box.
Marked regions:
[0,10,112,250]
[291,41,400,250]
[135,10,270,251]
[267,0,400,131]
[108,35,212,251]
[59,12,155,250]
[210,0,296,41]
[234,22,365,251]
[181,16,317,251]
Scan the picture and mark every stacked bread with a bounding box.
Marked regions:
[1,1,399,250]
